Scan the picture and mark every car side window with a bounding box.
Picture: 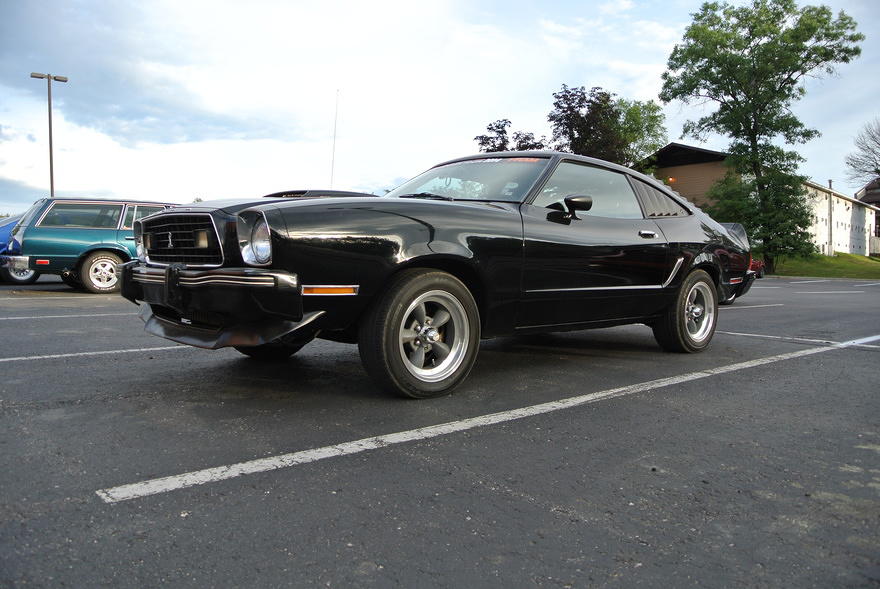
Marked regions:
[122,206,165,230]
[38,203,124,228]
[532,162,643,219]
[633,180,689,217]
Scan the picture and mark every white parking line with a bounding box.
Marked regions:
[0,295,113,301]
[95,333,880,504]
[790,280,829,284]
[853,282,880,287]
[0,313,137,321]
[719,330,880,350]
[795,291,865,294]
[0,346,181,363]
[719,304,784,310]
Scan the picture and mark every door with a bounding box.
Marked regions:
[519,161,671,328]
[118,205,166,256]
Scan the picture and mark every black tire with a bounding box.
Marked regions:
[358,269,481,399]
[0,267,40,285]
[80,251,123,293]
[653,269,718,353]
[234,341,308,362]
[60,271,82,289]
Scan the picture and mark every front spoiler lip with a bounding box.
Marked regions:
[139,305,325,349]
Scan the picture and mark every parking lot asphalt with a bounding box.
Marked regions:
[1,275,878,587]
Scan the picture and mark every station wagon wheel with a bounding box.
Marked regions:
[80,251,123,293]
[652,269,717,353]
[359,269,480,398]
[0,267,40,285]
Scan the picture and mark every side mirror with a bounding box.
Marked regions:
[563,195,593,219]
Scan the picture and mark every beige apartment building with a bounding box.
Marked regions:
[650,142,880,256]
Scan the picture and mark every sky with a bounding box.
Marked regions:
[0,0,877,214]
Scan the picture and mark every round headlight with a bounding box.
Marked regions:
[251,217,271,264]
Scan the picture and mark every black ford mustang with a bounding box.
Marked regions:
[121,151,751,398]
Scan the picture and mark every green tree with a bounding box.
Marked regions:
[547,85,666,168]
[660,0,862,271]
[474,119,546,152]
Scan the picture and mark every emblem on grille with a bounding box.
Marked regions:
[165,232,174,249]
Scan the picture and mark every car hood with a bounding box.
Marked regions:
[169,194,378,215]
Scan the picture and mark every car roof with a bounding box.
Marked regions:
[44,197,175,206]
[434,150,693,212]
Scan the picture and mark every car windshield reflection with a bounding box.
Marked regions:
[385,157,550,203]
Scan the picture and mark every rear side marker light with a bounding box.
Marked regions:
[36,259,50,265]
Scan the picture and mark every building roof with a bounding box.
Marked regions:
[856,177,880,206]
[804,180,880,213]
[649,142,729,168]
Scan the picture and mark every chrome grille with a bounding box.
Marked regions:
[142,213,223,267]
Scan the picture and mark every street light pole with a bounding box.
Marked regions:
[30,72,68,197]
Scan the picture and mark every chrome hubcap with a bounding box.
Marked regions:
[9,268,35,281]
[684,282,715,343]
[399,290,469,383]
[89,259,118,288]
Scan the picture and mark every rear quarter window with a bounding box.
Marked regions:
[38,203,124,228]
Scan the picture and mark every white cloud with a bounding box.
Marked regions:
[599,0,634,16]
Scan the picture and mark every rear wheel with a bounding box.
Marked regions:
[358,269,480,399]
[0,267,39,285]
[80,251,123,293]
[653,269,718,353]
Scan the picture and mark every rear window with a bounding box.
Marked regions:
[38,203,124,228]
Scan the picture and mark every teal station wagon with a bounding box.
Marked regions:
[2,198,174,292]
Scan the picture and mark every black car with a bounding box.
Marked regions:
[121,152,750,398]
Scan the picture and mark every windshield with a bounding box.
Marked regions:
[385,157,550,203]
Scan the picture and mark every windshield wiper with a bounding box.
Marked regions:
[396,192,454,201]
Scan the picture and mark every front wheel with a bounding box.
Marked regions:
[653,269,718,353]
[0,267,40,285]
[358,269,481,399]
[80,252,123,293]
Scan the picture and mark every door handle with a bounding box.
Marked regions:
[125,236,136,240]
[638,230,657,239]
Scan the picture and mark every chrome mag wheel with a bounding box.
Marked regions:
[89,258,118,289]
[684,281,715,343]
[398,290,469,383]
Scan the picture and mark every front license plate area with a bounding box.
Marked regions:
[163,263,188,313]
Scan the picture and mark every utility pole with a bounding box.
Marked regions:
[30,72,68,197]
[330,89,339,188]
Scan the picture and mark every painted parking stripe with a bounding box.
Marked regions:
[790,280,829,284]
[0,295,118,303]
[0,313,137,321]
[717,330,880,349]
[719,304,784,310]
[795,291,865,294]
[95,333,880,504]
[0,346,181,364]
[852,282,880,287]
